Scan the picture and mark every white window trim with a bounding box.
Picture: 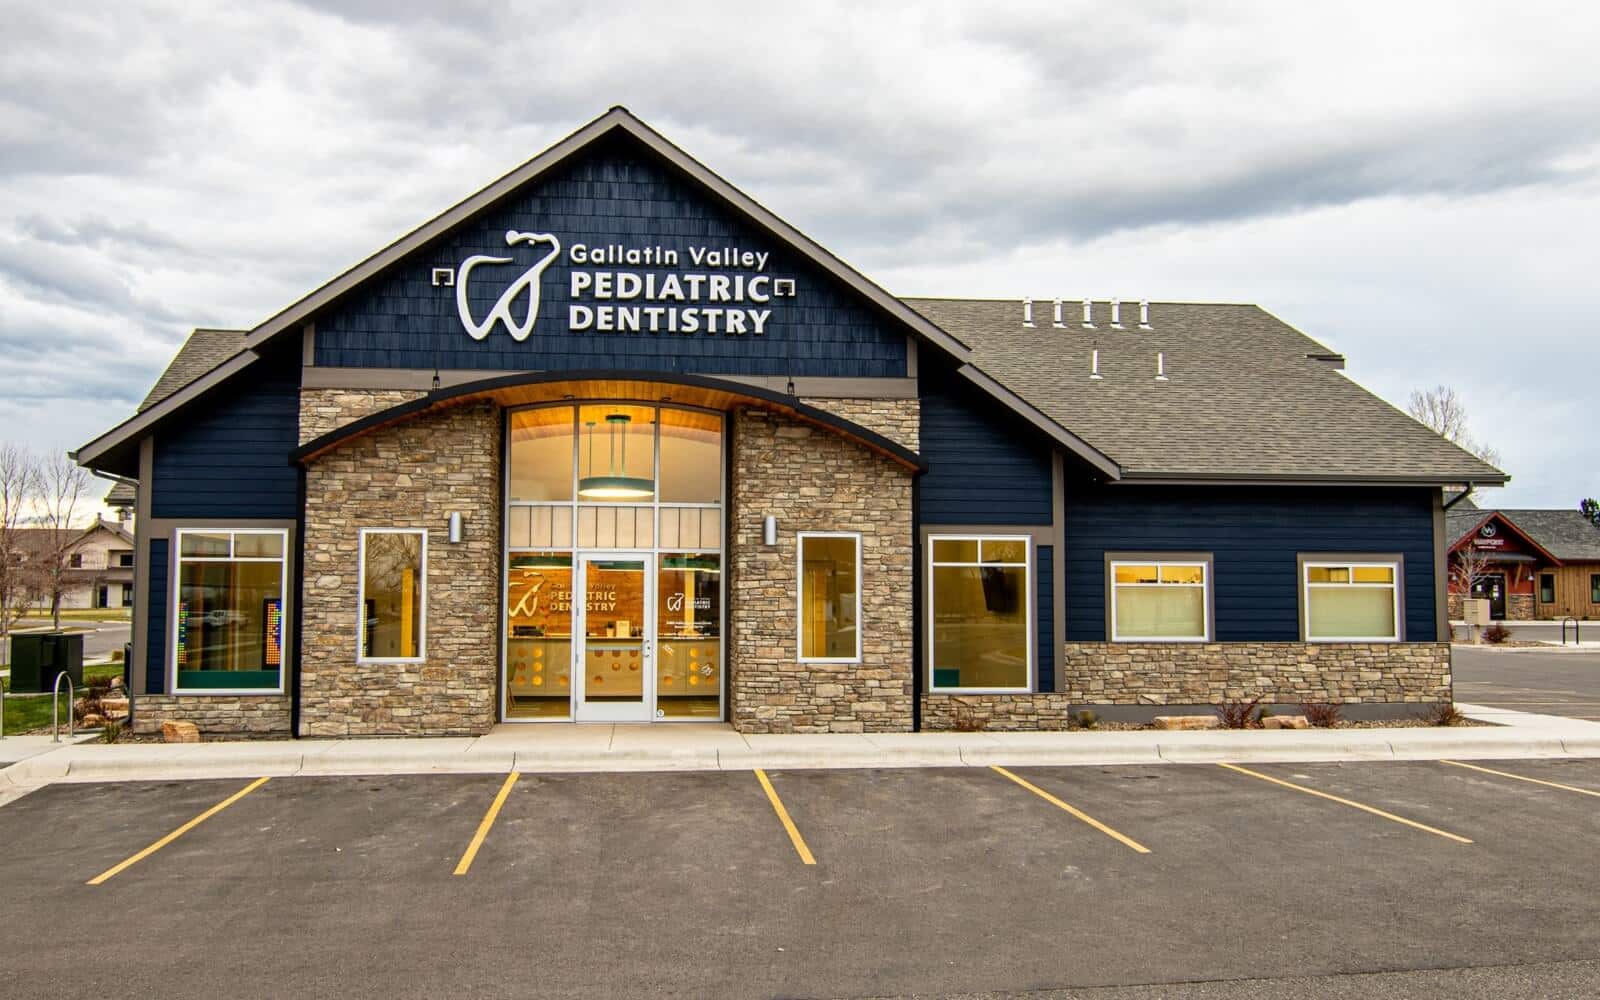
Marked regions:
[927,534,1034,694]
[796,531,862,664]
[170,528,290,695]
[1303,559,1402,643]
[1109,559,1212,643]
[356,528,429,665]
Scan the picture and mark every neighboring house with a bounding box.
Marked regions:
[15,519,137,611]
[105,481,137,524]
[1446,502,1600,620]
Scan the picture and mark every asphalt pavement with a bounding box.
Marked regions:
[5,759,1600,998]
[2,618,130,665]
[1455,645,1600,721]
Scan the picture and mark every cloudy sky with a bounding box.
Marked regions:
[3,1,1596,507]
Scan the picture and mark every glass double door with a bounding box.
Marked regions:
[573,552,655,722]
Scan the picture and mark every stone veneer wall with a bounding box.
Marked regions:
[923,642,1451,730]
[299,396,501,736]
[132,695,292,735]
[799,397,920,451]
[1447,591,1536,623]
[728,404,917,733]
[1058,641,1451,705]
[299,388,427,444]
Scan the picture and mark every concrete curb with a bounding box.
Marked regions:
[7,730,1600,786]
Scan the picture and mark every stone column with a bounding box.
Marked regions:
[728,405,916,733]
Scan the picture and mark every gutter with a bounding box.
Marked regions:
[1443,487,1476,511]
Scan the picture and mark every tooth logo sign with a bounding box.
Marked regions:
[456,230,562,341]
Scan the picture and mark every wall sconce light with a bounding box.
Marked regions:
[447,511,464,544]
[762,515,777,547]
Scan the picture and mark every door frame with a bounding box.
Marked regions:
[572,550,656,723]
[1472,572,1508,620]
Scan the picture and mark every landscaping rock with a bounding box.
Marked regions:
[109,676,125,692]
[100,697,130,718]
[162,720,201,744]
[1263,715,1312,730]
[1153,715,1220,731]
[79,714,105,728]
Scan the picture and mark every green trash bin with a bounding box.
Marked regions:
[9,633,85,694]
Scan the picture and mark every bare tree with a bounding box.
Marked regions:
[0,445,42,665]
[31,451,94,631]
[1451,544,1494,600]
[1407,384,1502,484]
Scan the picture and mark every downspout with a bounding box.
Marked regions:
[1442,485,1475,511]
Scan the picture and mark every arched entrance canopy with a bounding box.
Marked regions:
[292,370,925,471]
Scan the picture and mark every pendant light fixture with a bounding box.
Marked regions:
[577,412,655,499]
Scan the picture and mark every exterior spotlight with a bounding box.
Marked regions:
[448,511,463,544]
[762,515,777,546]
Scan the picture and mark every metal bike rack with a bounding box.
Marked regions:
[52,672,76,743]
[1562,617,1582,646]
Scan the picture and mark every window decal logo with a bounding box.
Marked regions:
[454,230,563,341]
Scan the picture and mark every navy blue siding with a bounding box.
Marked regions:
[918,363,1053,525]
[313,136,907,377]
[1036,545,1054,692]
[145,539,167,695]
[150,351,301,519]
[1064,485,1438,642]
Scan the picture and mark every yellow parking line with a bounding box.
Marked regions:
[454,772,520,876]
[87,777,271,885]
[1218,763,1472,844]
[991,765,1151,854]
[754,768,815,865]
[1441,759,1600,798]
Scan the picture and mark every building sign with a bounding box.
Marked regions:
[446,231,795,341]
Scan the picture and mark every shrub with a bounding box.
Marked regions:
[1075,709,1099,731]
[1215,697,1262,729]
[87,674,113,694]
[1300,702,1344,728]
[1419,702,1466,727]
[1482,623,1512,645]
[74,695,104,723]
[100,721,122,744]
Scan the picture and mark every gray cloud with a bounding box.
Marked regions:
[1,0,1597,503]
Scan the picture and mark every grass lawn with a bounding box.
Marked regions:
[2,663,124,736]
[18,608,131,622]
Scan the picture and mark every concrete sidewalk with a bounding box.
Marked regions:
[3,705,1598,795]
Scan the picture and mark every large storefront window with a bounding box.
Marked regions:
[1303,560,1401,642]
[504,403,724,721]
[358,529,426,662]
[172,529,287,692]
[928,536,1031,691]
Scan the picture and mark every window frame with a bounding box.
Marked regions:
[1299,555,1404,643]
[927,534,1034,693]
[356,528,429,665]
[796,531,862,664]
[170,527,290,695]
[1540,573,1556,604]
[1106,553,1214,643]
[1591,573,1600,605]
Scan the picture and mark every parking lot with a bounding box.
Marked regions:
[1456,645,1600,721]
[4,758,1600,998]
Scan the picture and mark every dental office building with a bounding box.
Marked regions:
[74,109,1505,737]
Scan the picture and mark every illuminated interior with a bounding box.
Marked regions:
[505,403,724,721]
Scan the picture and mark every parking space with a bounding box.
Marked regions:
[4,759,1600,997]
[1455,645,1600,719]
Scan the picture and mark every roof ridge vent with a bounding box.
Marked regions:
[1139,300,1153,330]
[1022,297,1034,328]
[1110,298,1124,329]
[1081,298,1095,329]
[1051,298,1065,328]
[1090,348,1104,380]
[1156,352,1169,381]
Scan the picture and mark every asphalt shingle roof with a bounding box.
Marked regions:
[103,482,135,507]
[139,329,248,411]
[903,298,1507,482]
[1448,507,1600,562]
